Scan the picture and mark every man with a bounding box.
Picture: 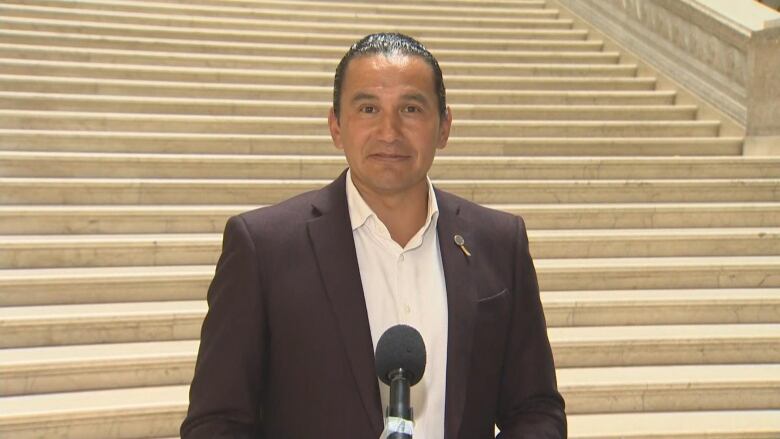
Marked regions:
[181,33,566,438]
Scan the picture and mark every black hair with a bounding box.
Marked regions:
[332,32,447,121]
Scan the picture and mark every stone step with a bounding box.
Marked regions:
[0,18,605,53]
[1,0,566,27]
[1,93,696,121]
[0,234,220,269]
[539,256,780,291]
[116,0,553,18]
[2,202,777,236]
[2,296,778,392]
[0,301,206,348]
[2,177,774,205]
[0,2,586,38]
[0,60,645,90]
[0,295,778,357]
[2,228,779,268]
[0,44,637,77]
[0,30,616,63]
[0,266,212,308]
[1,383,778,439]
[5,153,778,179]
[239,0,549,7]
[543,288,780,326]
[0,340,199,396]
[513,202,780,229]
[559,364,780,414]
[532,228,780,259]
[0,112,718,137]
[568,410,780,439]
[0,131,741,156]
[0,75,674,104]
[0,385,188,439]
[1,243,777,307]
[1,233,777,312]
[550,323,780,367]
[1,257,778,306]
[188,0,548,7]
[0,14,595,49]
[3,339,779,414]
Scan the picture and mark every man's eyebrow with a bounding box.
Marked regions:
[350,92,378,103]
[349,92,431,105]
[401,93,430,105]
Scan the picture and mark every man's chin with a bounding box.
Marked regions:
[369,179,428,198]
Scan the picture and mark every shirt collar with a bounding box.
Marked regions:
[345,169,439,238]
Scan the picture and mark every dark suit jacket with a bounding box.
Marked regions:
[181,170,566,438]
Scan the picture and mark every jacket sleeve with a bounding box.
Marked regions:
[180,215,267,439]
[495,216,567,438]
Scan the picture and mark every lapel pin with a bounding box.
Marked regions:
[453,234,471,257]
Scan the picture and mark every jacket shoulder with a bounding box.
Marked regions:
[436,189,523,232]
[233,188,320,235]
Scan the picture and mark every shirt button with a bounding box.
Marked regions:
[399,254,405,262]
[403,304,411,314]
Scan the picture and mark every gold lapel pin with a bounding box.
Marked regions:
[453,234,471,257]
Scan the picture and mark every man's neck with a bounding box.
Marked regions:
[352,179,429,248]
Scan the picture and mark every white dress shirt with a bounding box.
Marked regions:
[346,170,448,439]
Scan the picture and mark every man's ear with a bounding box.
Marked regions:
[328,107,343,150]
[437,106,452,150]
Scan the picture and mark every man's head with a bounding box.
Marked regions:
[333,33,448,122]
[328,33,452,200]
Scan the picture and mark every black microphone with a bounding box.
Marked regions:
[375,324,426,439]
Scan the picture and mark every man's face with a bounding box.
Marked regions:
[328,54,452,198]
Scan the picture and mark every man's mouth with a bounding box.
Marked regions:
[370,153,410,161]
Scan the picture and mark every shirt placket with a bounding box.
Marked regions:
[395,250,410,325]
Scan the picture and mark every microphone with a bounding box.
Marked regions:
[375,324,426,439]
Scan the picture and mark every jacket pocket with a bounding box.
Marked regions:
[477,287,508,304]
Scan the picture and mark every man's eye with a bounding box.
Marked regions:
[404,106,420,113]
[361,106,376,113]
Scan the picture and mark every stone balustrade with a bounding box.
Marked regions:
[551,0,780,154]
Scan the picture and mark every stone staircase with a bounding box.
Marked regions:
[1,0,779,437]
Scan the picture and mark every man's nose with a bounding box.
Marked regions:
[376,112,402,142]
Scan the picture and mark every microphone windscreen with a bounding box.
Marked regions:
[375,324,426,386]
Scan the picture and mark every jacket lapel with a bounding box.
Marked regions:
[306,171,384,435]
[436,189,478,439]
